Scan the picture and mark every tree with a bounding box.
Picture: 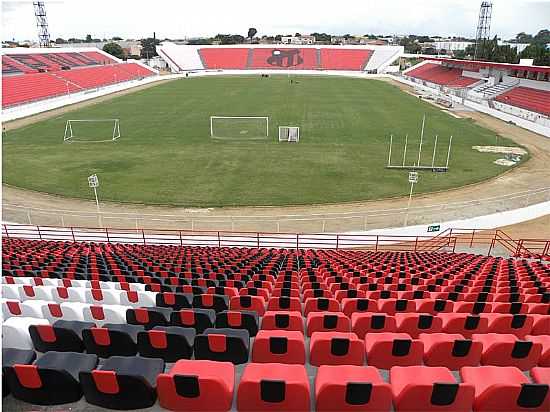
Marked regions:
[85,34,92,43]
[55,37,66,44]
[214,34,245,45]
[187,38,213,45]
[533,29,550,45]
[247,28,257,41]
[112,36,123,41]
[103,42,125,59]
[399,36,421,54]
[520,43,550,66]
[312,32,331,43]
[295,33,301,37]
[140,37,160,58]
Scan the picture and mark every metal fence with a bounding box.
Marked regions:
[3,224,549,258]
[3,187,549,233]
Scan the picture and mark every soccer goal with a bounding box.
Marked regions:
[64,119,121,143]
[279,126,300,142]
[210,116,269,140]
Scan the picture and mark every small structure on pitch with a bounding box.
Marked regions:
[64,119,120,143]
[278,126,300,142]
[386,115,452,172]
[210,116,269,140]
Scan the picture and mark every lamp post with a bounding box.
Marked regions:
[404,171,419,227]
[88,174,102,227]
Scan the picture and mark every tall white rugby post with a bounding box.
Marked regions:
[404,171,418,227]
[88,174,102,227]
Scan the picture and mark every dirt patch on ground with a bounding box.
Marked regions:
[3,78,550,234]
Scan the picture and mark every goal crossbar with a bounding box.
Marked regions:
[64,119,120,143]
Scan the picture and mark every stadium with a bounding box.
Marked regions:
[1,1,549,411]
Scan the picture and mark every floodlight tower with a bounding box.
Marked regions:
[33,2,51,47]
[474,1,493,60]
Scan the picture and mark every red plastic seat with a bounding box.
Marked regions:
[391,366,474,411]
[229,295,266,315]
[306,312,351,337]
[237,363,310,411]
[395,313,442,338]
[439,313,489,338]
[315,365,392,411]
[157,359,234,411]
[341,298,376,317]
[304,297,340,316]
[365,333,423,369]
[461,365,549,411]
[260,311,304,333]
[526,335,550,366]
[420,333,483,369]
[377,299,416,315]
[352,313,396,338]
[416,298,454,314]
[251,330,305,364]
[473,333,542,370]
[309,332,365,366]
[266,297,301,312]
[482,313,534,337]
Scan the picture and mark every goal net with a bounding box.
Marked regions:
[64,119,120,143]
[279,126,300,142]
[210,116,269,140]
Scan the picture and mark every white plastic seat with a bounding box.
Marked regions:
[18,285,55,301]
[111,282,146,292]
[41,301,89,323]
[2,284,22,300]
[119,290,157,308]
[64,287,88,303]
[2,316,49,350]
[82,304,129,325]
[84,288,122,305]
[2,299,45,319]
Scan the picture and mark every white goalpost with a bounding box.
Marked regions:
[64,119,121,143]
[210,116,269,140]
[279,126,300,142]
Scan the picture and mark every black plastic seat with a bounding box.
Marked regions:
[2,348,36,397]
[82,323,143,358]
[30,320,94,353]
[216,310,260,337]
[137,326,195,362]
[126,307,172,329]
[194,327,250,364]
[80,355,165,410]
[170,308,216,333]
[4,351,97,405]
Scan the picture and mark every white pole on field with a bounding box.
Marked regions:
[210,117,214,137]
[445,135,453,169]
[417,115,425,167]
[404,183,415,226]
[431,135,438,168]
[402,134,408,167]
[388,134,393,167]
[88,174,102,228]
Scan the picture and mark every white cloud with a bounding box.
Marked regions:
[2,0,549,42]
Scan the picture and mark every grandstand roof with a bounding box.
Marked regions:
[425,57,550,74]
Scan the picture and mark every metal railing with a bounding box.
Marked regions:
[3,223,548,258]
[3,187,549,233]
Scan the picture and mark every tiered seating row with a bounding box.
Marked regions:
[2,239,548,409]
[2,62,155,107]
[407,63,479,88]
[2,51,116,74]
[199,48,373,71]
[496,86,550,116]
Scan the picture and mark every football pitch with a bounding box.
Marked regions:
[3,75,522,207]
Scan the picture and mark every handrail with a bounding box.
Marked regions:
[2,223,547,258]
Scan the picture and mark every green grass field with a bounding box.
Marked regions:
[3,75,522,207]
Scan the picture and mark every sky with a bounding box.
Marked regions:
[2,0,550,42]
